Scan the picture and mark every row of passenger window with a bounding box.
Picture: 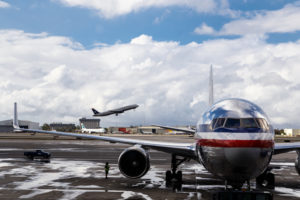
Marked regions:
[211,118,269,130]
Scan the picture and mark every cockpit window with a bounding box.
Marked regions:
[256,118,269,130]
[211,117,269,131]
[224,118,240,128]
[241,118,259,128]
[211,118,218,129]
[214,118,225,129]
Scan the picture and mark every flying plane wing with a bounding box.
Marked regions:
[274,142,300,154]
[152,124,195,135]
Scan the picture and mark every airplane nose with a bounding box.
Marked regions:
[225,148,259,168]
[198,145,273,183]
[223,148,271,181]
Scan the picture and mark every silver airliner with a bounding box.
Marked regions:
[80,123,106,134]
[12,67,300,190]
[92,104,139,117]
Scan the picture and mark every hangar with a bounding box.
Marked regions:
[0,119,39,132]
[49,123,76,132]
[79,118,100,129]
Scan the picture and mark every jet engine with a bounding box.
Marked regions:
[118,146,150,178]
[295,150,300,175]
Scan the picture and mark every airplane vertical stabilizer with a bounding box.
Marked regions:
[209,65,214,107]
[13,102,19,128]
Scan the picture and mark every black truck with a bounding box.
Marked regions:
[24,150,51,160]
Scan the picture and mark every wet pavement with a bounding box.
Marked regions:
[0,136,299,199]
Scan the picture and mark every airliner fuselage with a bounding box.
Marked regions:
[195,98,274,186]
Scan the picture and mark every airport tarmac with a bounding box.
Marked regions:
[0,135,299,199]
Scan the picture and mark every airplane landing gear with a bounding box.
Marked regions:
[165,154,188,190]
[226,180,244,190]
[256,169,275,189]
[218,179,273,200]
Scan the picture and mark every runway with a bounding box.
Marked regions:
[0,136,299,199]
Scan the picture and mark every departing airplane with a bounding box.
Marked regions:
[12,66,300,193]
[80,123,106,134]
[91,104,139,117]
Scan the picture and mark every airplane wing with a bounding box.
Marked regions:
[152,124,195,135]
[13,103,195,158]
[274,142,300,154]
[14,127,196,158]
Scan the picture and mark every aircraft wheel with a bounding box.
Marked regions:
[166,170,172,186]
[230,182,244,190]
[176,181,182,191]
[256,173,264,186]
[265,172,275,189]
[176,171,182,182]
[256,172,275,189]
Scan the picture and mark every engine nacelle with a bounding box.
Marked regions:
[295,150,300,175]
[118,146,150,179]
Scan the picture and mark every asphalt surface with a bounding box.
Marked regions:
[0,134,299,199]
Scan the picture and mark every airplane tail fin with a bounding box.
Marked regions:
[209,65,214,107]
[91,108,100,115]
[13,102,20,130]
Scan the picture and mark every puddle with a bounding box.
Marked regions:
[275,187,300,198]
[0,158,298,199]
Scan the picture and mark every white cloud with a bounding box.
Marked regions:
[0,1,10,8]
[153,9,171,24]
[55,0,229,18]
[218,2,300,36]
[1,30,300,128]
[194,23,216,35]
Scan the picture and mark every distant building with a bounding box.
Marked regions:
[138,126,166,134]
[284,129,300,137]
[79,118,100,129]
[0,119,39,133]
[108,127,131,134]
[50,123,76,132]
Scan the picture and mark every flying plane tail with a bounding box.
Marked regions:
[91,108,100,115]
[13,102,21,131]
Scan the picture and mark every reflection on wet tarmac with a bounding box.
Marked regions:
[0,137,299,200]
[0,158,299,199]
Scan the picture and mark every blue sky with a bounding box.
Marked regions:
[1,0,299,47]
[1,0,300,128]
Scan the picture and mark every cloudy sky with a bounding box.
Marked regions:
[1,0,300,128]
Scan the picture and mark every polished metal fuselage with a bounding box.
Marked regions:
[195,98,274,183]
[195,139,273,182]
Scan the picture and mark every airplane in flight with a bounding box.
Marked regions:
[91,104,139,117]
[80,123,106,134]
[12,66,300,194]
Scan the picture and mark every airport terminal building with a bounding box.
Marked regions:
[79,118,100,129]
[0,119,40,132]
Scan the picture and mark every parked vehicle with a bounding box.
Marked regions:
[24,150,51,160]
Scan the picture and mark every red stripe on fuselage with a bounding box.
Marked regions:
[198,139,274,148]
